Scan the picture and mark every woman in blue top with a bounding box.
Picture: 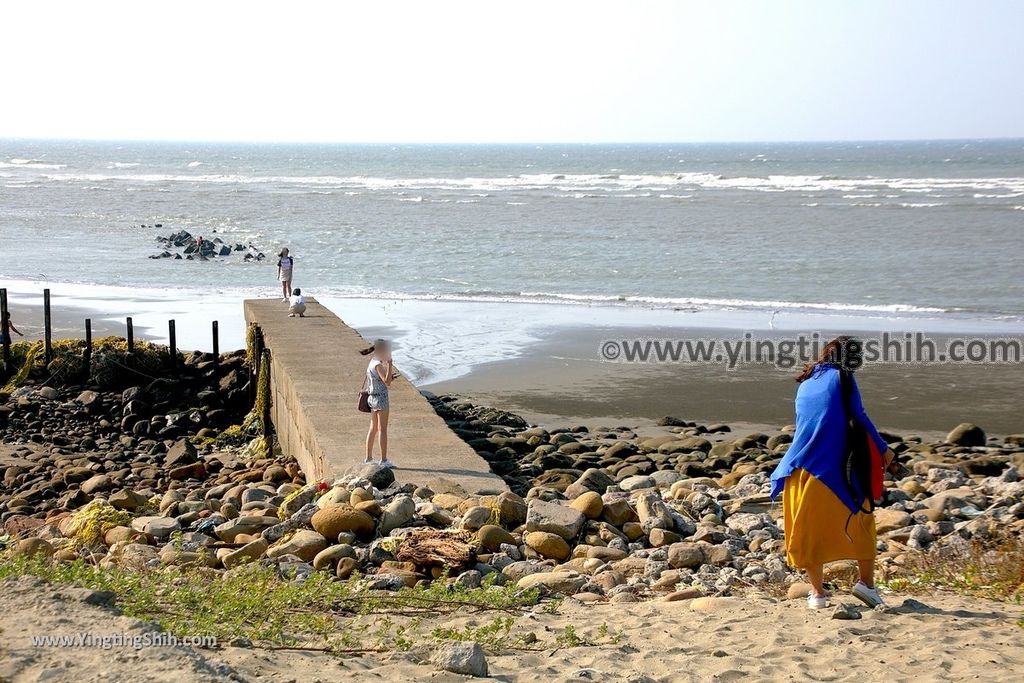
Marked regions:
[770,336,896,610]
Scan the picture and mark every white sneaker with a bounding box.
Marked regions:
[807,593,829,610]
[380,459,395,469]
[852,581,885,608]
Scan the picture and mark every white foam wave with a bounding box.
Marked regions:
[27,169,1024,198]
[108,162,140,169]
[187,161,203,168]
[1,159,66,170]
[507,291,950,315]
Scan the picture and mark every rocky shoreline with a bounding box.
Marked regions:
[2,352,1022,610]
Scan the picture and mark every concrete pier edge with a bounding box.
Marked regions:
[243,298,507,495]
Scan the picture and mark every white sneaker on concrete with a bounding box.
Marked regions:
[380,459,395,469]
[807,593,829,610]
[852,581,885,608]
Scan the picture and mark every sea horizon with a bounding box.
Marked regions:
[4,135,1024,145]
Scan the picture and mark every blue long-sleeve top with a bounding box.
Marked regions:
[769,365,889,513]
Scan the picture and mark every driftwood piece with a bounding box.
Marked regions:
[395,529,475,568]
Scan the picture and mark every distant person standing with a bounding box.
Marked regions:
[1,312,24,345]
[360,339,398,468]
[277,248,294,301]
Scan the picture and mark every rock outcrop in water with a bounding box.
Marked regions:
[150,229,265,262]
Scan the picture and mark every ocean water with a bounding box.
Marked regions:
[2,139,1023,325]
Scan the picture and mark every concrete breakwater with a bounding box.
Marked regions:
[243,298,505,494]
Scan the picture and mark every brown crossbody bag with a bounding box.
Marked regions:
[357,373,371,413]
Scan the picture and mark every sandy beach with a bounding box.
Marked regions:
[3,575,1022,683]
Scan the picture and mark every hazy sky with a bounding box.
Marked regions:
[5,1,1022,143]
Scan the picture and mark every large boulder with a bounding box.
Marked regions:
[76,390,102,412]
[600,498,638,527]
[564,468,616,499]
[524,531,571,561]
[946,423,986,447]
[267,530,327,562]
[477,525,516,552]
[378,496,416,535]
[635,492,673,530]
[215,515,278,542]
[117,543,159,570]
[312,544,356,571]
[282,487,318,518]
[80,474,112,495]
[495,491,527,527]
[874,508,913,534]
[12,538,55,560]
[525,499,585,541]
[357,463,395,489]
[431,641,488,678]
[222,538,269,569]
[667,542,706,569]
[311,505,375,539]
[164,439,198,469]
[516,571,587,595]
[619,475,656,491]
[130,516,181,541]
[108,489,149,511]
[569,491,604,519]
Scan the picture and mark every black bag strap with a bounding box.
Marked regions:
[838,369,874,524]
[838,369,856,425]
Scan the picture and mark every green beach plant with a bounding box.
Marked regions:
[0,553,580,654]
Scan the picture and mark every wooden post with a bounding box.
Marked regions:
[84,318,92,380]
[168,319,177,370]
[126,317,134,353]
[43,288,52,363]
[212,320,219,369]
[0,288,10,378]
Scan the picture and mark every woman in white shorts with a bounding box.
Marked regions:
[277,248,294,301]
[360,339,398,467]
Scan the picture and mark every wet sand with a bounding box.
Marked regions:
[3,302,128,342]
[5,296,1021,436]
[426,324,1024,436]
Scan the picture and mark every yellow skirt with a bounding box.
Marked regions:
[783,468,876,569]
